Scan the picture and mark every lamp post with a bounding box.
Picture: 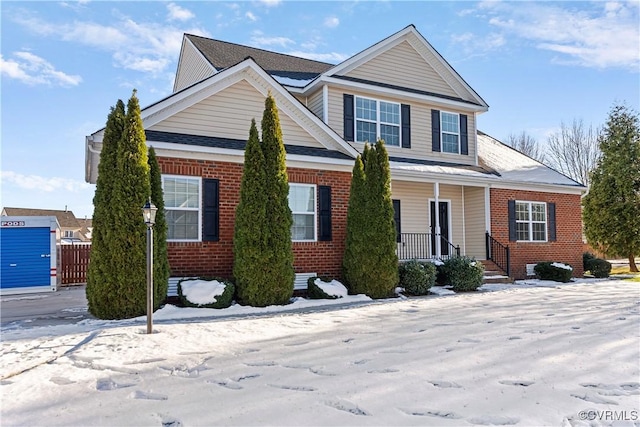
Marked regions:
[142,199,158,334]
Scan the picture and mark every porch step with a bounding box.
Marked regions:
[480,260,513,284]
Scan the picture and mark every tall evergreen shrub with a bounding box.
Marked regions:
[343,140,399,298]
[148,147,170,308]
[234,94,294,306]
[234,119,269,305]
[90,90,151,319]
[86,100,125,317]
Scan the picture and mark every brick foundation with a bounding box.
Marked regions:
[490,188,584,280]
[158,156,351,280]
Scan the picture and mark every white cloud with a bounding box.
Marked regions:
[13,14,210,75]
[450,32,505,59]
[1,171,91,193]
[167,3,194,22]
[477,2,639,70]
[246,11,257,22]
[250,35,294,48]
[258,0,281,7]
[324,16,339,28]
[0,52,82,87]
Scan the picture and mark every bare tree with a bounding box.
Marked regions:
[546,119,601,186]
[506,131,546,163]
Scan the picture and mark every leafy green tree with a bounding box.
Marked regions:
[234,94,294,306]
[343,141,398,298]
[583,104,640,272]
[89,90,151,319]
[234,119,269,304]
[148,146,170,307]
[87,100,125,317]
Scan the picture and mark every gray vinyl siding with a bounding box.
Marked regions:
[327,87,477,166]
[174,40,215,93]
[345,40,459,98]
[150,79,324,148]
[463,186,486,259]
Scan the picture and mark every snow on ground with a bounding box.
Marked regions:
[1,279,639,426]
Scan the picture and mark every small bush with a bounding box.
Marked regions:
[398,260,436,296]
[583,252,596,272]
[178,278,235,309]
[588,258,612,278]
[439,256,484,292]
[307,277,348,299]
[534,262,573,283]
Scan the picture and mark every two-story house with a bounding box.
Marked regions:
[85,25,586,284]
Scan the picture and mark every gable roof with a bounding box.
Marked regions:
[185,34,333,76]
[304,25,488,110]
[2,208,82,228]
[477,131,586,189]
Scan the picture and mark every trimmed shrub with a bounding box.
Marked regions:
[398,260,436,296]
[307,277,347,299]
[583,252,596,272]
[178,278,235,309]
[588,258,612,278]
[439,256,484,292]
[534,262,573,283]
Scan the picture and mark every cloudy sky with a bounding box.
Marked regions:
[1,1,638,218]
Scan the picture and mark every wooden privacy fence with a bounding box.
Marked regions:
[58,243,91,284]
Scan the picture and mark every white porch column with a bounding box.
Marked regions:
[484,185,491,235]
[434,182,441,258]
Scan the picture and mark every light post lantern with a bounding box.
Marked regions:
[142,198,158,334]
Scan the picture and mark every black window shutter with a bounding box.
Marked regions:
[203,178,219,242]
[318,185,332,241]
[393,199,401,243]
[508,200,517,242]
[401,104,411,149]
[548,202,556,241]
[343,94,354,142]
[431,109,441,152]
[460,114,468,155]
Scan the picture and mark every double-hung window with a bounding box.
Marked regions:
[163,176,201,241]
[289,184,316,241]
[355,96,400,146]
[515,201,547,242]
[441,111,460,154]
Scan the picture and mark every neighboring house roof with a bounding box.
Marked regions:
[185,34,333,76]
[2,208,81,228]
[477,131,586,189]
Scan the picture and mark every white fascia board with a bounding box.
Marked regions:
[488,181,587,195]
[148,141,354,171]
[307,76,488,113]
[391,168,499,187]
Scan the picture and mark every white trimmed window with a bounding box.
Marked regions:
[355,96,400,146]
[163,175,201,241]
[63,230,74,238]
[515,201,547,242]
[289,184,316,241]
[441,111,460,154]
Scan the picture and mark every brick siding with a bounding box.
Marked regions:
[158,156,351,280]
[490,188,584,279]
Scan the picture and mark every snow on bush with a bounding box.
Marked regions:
[398,260,436,296]
[534,262,573,283]
[178,278,235,309]
[307,277,348,299]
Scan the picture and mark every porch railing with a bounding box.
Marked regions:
[485,232,510,277]
[396,233,460,261]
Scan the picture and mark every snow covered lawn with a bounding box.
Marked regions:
[2,279,639,426]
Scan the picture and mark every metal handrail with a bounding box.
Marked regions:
[485,232,510,277]
[396,232,460,261]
